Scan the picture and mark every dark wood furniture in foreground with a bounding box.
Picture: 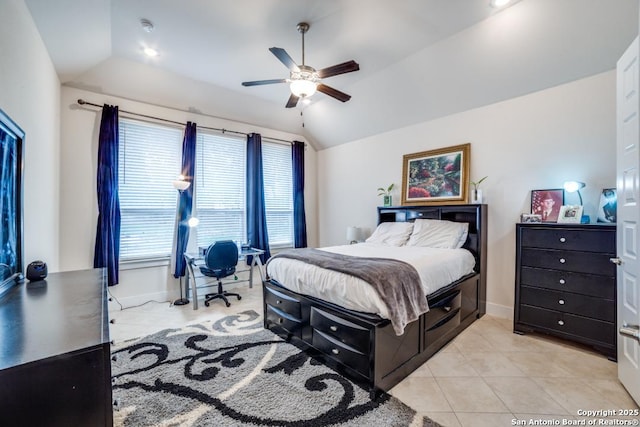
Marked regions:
[0,268,113,427]
[264,204,487,396]
[514,223,617,360]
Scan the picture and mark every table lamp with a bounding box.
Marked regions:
[563,181,589,223]
[347,226,360,244]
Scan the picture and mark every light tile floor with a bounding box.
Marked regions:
[108,284,639,427]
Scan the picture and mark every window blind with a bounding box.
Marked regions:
[194,132,246,248]
[262,141,293,247]
[118,118,182,260]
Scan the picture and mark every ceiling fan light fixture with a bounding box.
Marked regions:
[143,47,159,57]
[290,79,317,97]
[491,0,511,7]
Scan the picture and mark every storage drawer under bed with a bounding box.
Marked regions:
[264,285,302,319]
[312,328,370,377]
[310,307,371,354]
[265,304,303,338]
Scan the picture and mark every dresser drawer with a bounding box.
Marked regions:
[520,286,614,322]
[265,304,302,338]
[521,248,615,276]
[519,305,614,347]
[520,266,614,299]
[310,307,370,354]
[520,227,615,252]
[264,285,301,319]
[312,329,369,377]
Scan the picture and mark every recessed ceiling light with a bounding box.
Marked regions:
[143,47,159,57]
[491,0,511,7]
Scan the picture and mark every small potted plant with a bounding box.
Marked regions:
[377,183,395,207]
[470,176,487,204]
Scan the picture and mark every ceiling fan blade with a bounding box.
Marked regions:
[242,79,287,87]
[269,47,300,72]
[317,60,360,79]
[317,84,351,102]
[285,94,300,108]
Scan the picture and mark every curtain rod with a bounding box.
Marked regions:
[76,99,297,145]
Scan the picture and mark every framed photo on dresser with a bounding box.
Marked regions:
[530,189,564,223]
[558,205,583,223]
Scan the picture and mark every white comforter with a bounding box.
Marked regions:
[266,243,476,319]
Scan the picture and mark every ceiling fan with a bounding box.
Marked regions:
[242,22,360,108]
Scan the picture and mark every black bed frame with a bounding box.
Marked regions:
[263,204,487,397]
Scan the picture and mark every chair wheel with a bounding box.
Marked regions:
[204,301,210,307]
[237,295,242,300]
[225,302,231,307]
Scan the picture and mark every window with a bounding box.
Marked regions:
[117,121,295,260]
[194,132,246,248]
[194,134,294,250]
[118,118,182,260]
[262,141,293,248]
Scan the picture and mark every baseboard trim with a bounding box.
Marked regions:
[486,302,513,321]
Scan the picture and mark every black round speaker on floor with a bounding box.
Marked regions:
[26,260,47,281]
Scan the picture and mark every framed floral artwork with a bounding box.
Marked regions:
[401,143,470,206]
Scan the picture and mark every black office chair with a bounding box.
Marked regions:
[200,240,241,307]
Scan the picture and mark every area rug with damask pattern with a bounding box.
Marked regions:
[111,310,440,426]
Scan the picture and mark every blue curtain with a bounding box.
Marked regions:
[292,140,307,248]
[246,133,270,263]
[93,105,120,286]
[173,122,197,278]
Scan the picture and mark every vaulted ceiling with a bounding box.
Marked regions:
[25,0,639,149]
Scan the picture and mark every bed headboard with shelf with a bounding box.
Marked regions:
[378,204,487,304]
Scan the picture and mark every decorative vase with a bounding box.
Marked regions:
[383,195,392,207]
[471,189,483,204]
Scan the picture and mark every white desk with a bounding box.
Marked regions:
[184,247,265,310]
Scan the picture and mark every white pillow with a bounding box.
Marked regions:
[406,219,469,249]
[365,222,414,246]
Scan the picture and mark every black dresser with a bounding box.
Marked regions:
[514,223,617,360]
[0,269,113,426]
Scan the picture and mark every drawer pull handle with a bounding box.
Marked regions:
[444,305,452,312]
[559,237,566,243]
[559,258,566,264]
[558,320,565,326]
[329,325,338,332]
[559,299,565,305]
[276,300,282,304]
[559,279,566,285]
[278,318,284,324]
[331,348,340,355]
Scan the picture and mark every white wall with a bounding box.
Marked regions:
[59,86,317,306]
[318,71,616,319]
[0,0,61,271]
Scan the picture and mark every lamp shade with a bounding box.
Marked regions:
[563,181,585,193]
[173,176,190,191]
[290,79,317,98]
[563,181,585,206]
[346,226,360,243]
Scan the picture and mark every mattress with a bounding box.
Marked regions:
[266,242,476,319]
